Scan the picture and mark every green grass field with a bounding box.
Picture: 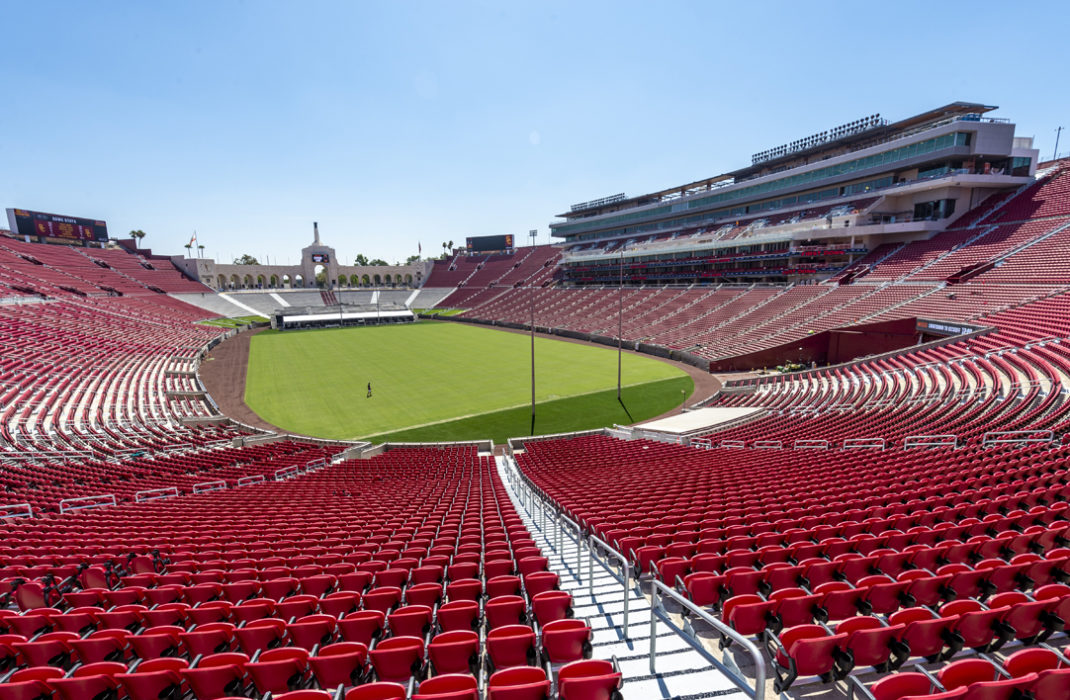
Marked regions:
[244,321,692,443]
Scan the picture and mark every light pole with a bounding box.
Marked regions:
[617,249,624,401]
[529,229,538,435]
[1055,126,1064,160]
[530,278,536,435]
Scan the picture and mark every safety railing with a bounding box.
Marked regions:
[982,429,1054,447]
[753,440,782,449]
[843,437,885,450]
[237,475,266,487]
[274,465,302,481]
[0,503,33,519]
[720,439,747,448]
[793,439,829,449]
[587,535,632,637]
[306,458,327,472]
[691,437,714,450]
[135,486,180,503]
[59,494,117,514]
[649,578,766,699]
[193,480,228,494]
[903,434,958,449]
[505,456,585,584]
[560,513,585,584]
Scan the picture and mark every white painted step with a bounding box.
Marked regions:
[218,293,262,316]
[496,456,746,700]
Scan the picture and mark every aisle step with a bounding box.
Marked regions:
[497,455,746,700]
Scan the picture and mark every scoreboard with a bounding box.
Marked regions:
[6,208,108,243]
[311,253,330,263]
[466,234,515,253]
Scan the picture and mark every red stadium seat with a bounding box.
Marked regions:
[309,641,369,690]
[486,625,537,670]
[557,659,622,700]
[368,636,425,684]
[413,673,479,700]
[428,630,480,675]
[541,619,592,664]
[180,652,250,699]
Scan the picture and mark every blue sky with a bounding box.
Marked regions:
[2,1,1068,266]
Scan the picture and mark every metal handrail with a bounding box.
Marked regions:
[508,456,585,584]
[793,439,829,449]
[843,437,885,450]
[0,503,33,519]
[558,512,585,584]
[135,487,180,503]
[237,475,265,487]
[193,480,227,494]
[982,429,1054,446]
[587,535,631,636]
[59,494,117,514]
[649,579,765,699]
[903,434,958,449]
[274,465,301,481]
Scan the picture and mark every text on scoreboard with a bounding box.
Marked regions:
[6,208,108,242]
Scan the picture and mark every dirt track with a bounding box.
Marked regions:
[198,321,722,436]
[199,326,283,433]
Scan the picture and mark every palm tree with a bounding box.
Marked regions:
[184,243,192,258]
[197,244,205,258]
[129,230,146,246]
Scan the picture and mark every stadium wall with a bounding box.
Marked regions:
[708,317,920,371]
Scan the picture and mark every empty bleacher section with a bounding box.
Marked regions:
[974,221,1070,283]
[862,283,1061,324]
[1,440,341,514]
[703,287,1070,442]
[513,425,1070,698]
[81,247,210,294]
[0,446,622,699]
[863,228,992,281]
[988,166,1070,222]
[423,246,561,309]
[0,238,208,298]
[425,255,484,289]
[908,219,1070,281]
[0,295,241,461]
[865,169,1070,284]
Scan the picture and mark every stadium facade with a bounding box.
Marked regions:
[172,223,426,291]
[551,102,1038,285]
